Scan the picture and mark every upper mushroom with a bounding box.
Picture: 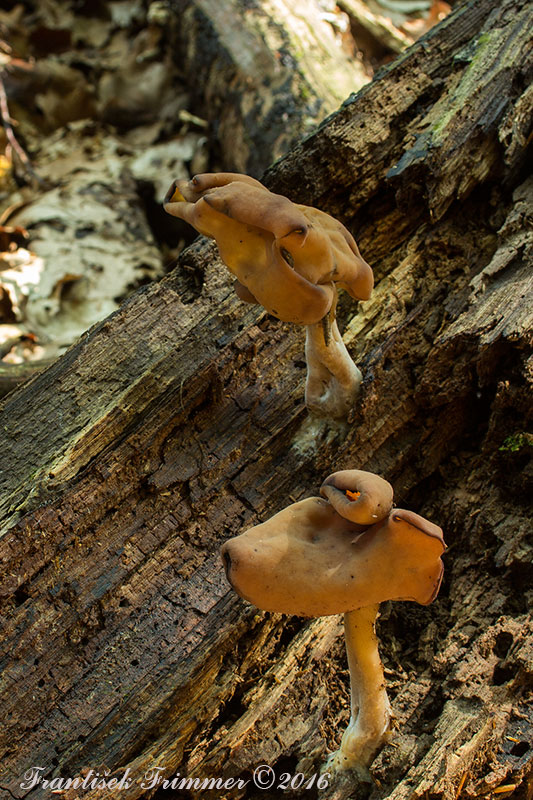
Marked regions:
[164,172,373,325]
[164,173,373,419]
[221,469,445,775]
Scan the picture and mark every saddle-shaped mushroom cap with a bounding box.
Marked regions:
[222,498,445,618]
[164,172,373,417]
[164,173,373,320]
[165,175,334,324]
[166,172,266,204]
[221,469,446,774]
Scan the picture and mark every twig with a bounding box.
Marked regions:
[0,72,41,185]
[455,771,468,799]
[0,199,30,225]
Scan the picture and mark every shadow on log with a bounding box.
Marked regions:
[0,1,532,799]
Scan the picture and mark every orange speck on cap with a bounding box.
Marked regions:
[345,490,361,501]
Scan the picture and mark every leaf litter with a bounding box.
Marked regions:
[0,0,208,379]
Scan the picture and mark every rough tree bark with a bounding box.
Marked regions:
[1,1,532,800]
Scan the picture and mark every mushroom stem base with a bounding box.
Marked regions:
[326,604,391,774]
[304,316,361,419]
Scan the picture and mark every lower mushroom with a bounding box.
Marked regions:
[221,469,446,775]
[328,604,391,773]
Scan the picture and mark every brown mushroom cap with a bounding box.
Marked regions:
[165,176,334,324]
[320,469,393,526]
[221,499,445,617]
[165,172,266,205]
[295,206,373,301]
[163,172,373,319]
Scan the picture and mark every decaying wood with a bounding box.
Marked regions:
[1,1,532,799]
[171,0,370,175]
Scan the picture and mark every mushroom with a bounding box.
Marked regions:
[164,173,373,419]
[221,469,445,775]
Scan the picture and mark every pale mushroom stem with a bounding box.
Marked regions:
[304,305,362,419]
[327,604,391,775]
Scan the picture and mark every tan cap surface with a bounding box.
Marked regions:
[164,173,373,323]
[222,496,445,617]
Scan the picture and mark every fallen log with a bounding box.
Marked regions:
[0,1,532,799]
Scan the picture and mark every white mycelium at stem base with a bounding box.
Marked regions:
[305,308,362,419]
[327,604,391,774]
